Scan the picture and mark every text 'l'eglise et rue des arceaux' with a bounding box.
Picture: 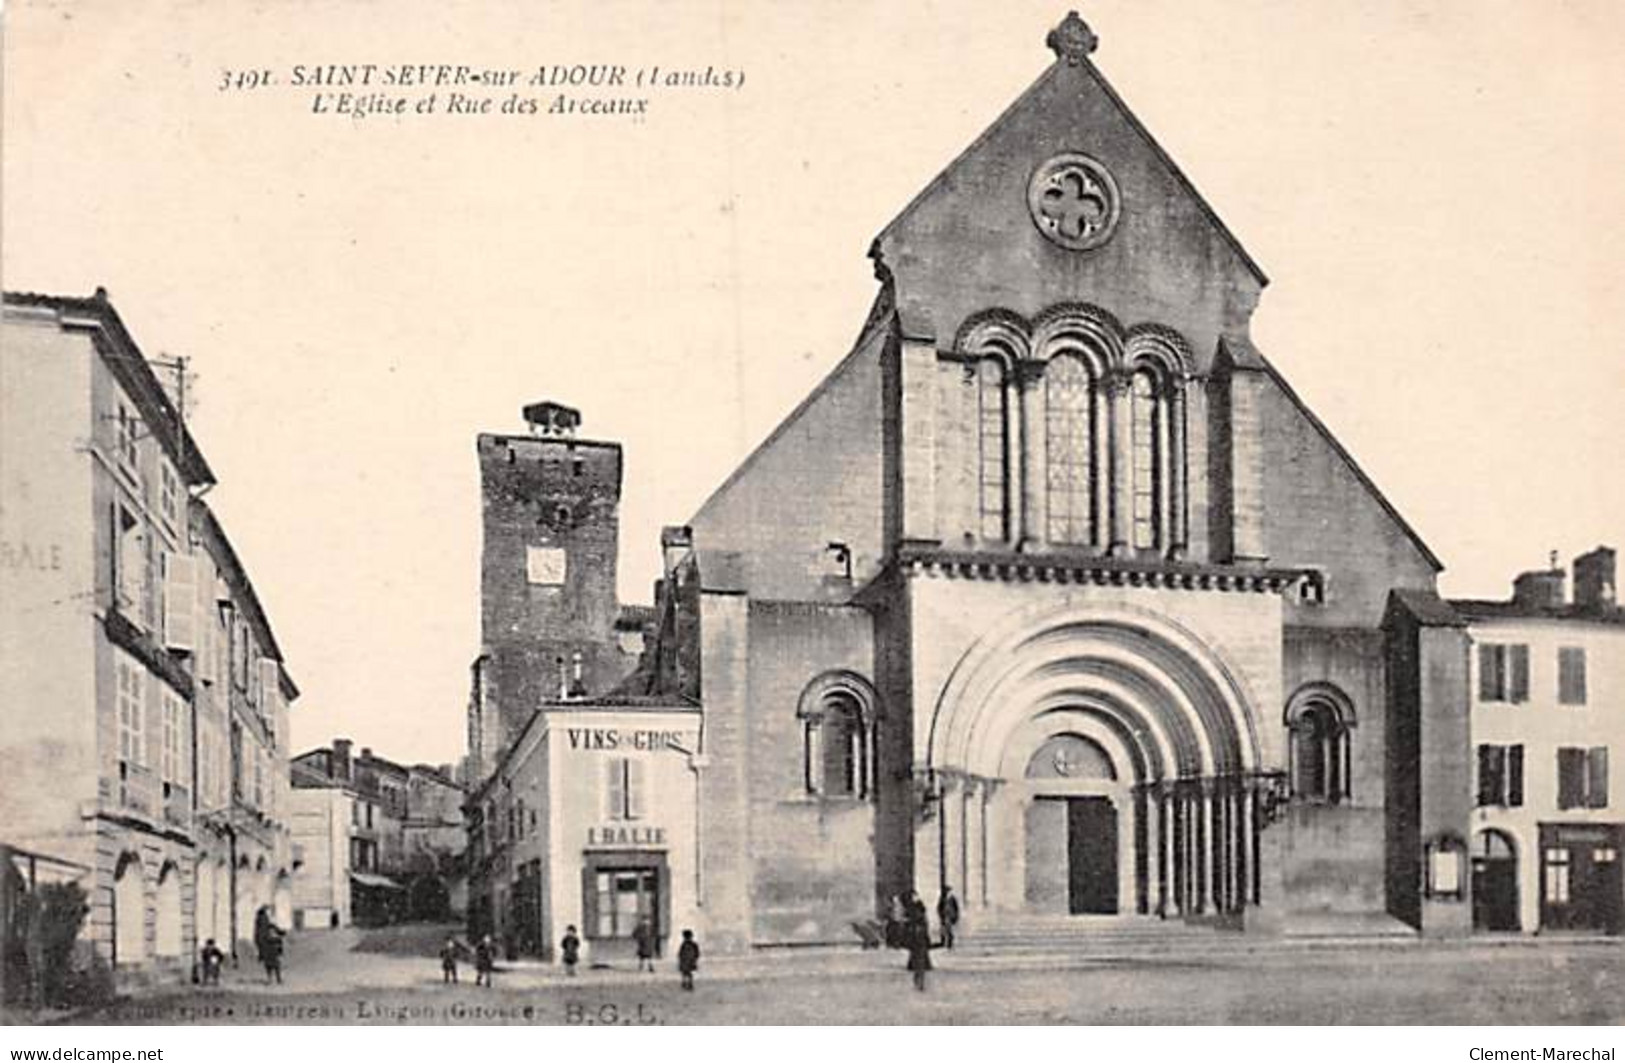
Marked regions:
[218,63,744,120]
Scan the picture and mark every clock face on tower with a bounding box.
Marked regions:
[526,545,568,586]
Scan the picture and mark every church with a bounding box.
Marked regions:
[465,10,1485,959]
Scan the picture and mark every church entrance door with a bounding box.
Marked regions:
[1024,795,1118,915]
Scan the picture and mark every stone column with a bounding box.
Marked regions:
[1168,382,1188,558]
[1107,369,1134,556]
[1156,785,1171,918]
[1195,783,1210,915]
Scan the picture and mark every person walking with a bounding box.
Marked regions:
[903,891,932,992]
[560,925,581,977]
[937,885,960,949]
[631,918,656,973]
[253,906,285,985]
[440,936,461,984]
[474,934,496,988]
[676,929,700,991]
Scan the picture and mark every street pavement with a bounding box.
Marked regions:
[50,926,1625,1025]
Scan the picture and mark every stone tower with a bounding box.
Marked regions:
[474,402,627,762]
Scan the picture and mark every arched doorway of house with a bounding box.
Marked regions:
[273,871,293,928]
[1472,828,1519,931]
[1284,684,1355,804]
[196,858,217,946]
[113,852,146,967]
[155,862,183,959]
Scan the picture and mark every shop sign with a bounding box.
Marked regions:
[586,825,667,847]
[565,728,691,752]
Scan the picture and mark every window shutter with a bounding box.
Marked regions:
[1509,645,1529,704]
[1588,747,1609,809]
[1508,745,1524,808]
[1558,748,1585,810]
[627,758,647,820]
[606,759,625,820]
[1559,648,1588,705]
[162,553,197,652]
[1476,745,1500,807]
[259,660,281,719]
[1477,646,1500,701]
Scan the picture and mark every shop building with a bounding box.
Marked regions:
[1456,548,1623,935]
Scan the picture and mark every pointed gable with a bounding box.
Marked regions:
[871,11,1265,371]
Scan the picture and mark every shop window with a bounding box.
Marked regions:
[1558,647,1588,706]
[1557,746,1608,810]
[1476,744,1524,808]
[1478,643,1529,704]
[606,758,646,821]
[1544,848,1572,905]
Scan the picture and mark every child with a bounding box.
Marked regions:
[560,925,581,977]
[474,934,495,988]
[440,936,460,984]
[677,929,699,991]
[199,938,225,986]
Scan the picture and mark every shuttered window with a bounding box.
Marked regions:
[1558,747,1587,810]
[162,553,197,652]
[116,652,145,767]
[1477,644,1529,704]
[1476,744,1523,808]
[1587,747,1609,808]
[1558,647,1588,706]
[605,758,645,821]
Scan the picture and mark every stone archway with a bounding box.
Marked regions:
[925,602,1276,920]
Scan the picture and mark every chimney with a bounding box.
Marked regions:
[333,738,353,782]
[1512,568,1565,610]
[661,525,693,578]
[1573,547,1617,612]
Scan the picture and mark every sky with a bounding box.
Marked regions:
[5,0,1623,766]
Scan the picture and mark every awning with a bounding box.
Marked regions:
[349,871,405,890]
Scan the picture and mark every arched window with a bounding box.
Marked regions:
[1130,369,1161,551]
[1045,352,1096,545]
[798,672,878,800]
[113,853,146,966]
[1285,684,1356,804]
[806,694,866,798]
[976,358,1009,542]
[155,862,182,958]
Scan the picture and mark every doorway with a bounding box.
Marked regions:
[582,851,670,960]
[1471,829,1518,931]
[1024,796,1118,915]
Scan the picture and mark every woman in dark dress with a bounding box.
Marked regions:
[253,906,285,984]
[903,891,932,991]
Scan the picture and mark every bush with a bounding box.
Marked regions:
[2,881,111,1009]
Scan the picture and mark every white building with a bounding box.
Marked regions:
[1457,548,1623,934]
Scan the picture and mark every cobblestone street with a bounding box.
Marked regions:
[58,928,1625,1025]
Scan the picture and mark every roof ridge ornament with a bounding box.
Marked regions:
[1047,10,1098,64]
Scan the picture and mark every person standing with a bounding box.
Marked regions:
[937,885,960,949]
[903,891,932,992]
[253,906,285,985]
[631,918,656,973]
[676,929,700,991]
[560,925,581,977]
[440,936,461,984]
[199,938,225,986]
[474,934,496,988]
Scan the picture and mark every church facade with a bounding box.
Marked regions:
[468,11,1491,958]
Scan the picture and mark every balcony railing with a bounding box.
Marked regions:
[162,781,192,831]
[117,761,158,820]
